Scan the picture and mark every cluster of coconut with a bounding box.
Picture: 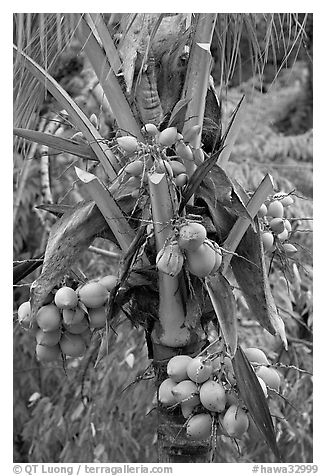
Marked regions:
[115,124,205,193]
[258,193,297,256]
[156,220,222,279]
[17,275,118,363]
[158,346,281,442]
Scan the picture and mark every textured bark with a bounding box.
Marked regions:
[157,408,211,463]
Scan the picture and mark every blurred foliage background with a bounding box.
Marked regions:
[13,13,313,463]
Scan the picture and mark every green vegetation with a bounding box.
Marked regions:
[13,13,312,463]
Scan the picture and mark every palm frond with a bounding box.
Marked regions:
[214,13,308,91]
[13,13,74,131]
[13,13,309,135]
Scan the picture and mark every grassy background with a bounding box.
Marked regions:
[13,14,312,463]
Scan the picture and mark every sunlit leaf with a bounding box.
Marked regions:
[232,345,281,461]
[75,167,137,254]
[14,127,96,161]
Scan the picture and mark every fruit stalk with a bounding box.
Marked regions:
[148,170,210,462]
[148,171,189,348]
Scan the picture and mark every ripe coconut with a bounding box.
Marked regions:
[270,218,285,235]
[181,399,200,418]
[62,307,85,326]
[17,301,36,330]
[54,286,78,309]
[280,195,294,207]
[283,243,297,255]
[175,141,194,162]
[167,355,193,383]
[257,203,268,218]
[277,229,289,242]
[199,380,226,412]
[88,306,106,329]
[117,136,138,154]
[267,200,284,218]
[98,275,118,291]
[36,304,61,332]
[262,232,274,252]
[243,347,269,366]
[158,378,178,406]
[178,222,207,251]
[169,160,186,176]
[186,413,212,441]
[125,160,144,177]
[171,380,199,405]
[156,241,184,277]
[187,357,213,384]
[256,366,281,392]
[182,125,201,145]
[78,282,108,308]
[158,127,178,147]
[64,317,89,335]
[142,123,159,137]
[222,405,249,438]
[174,173,188,187]
[185,240,217,278]
[36,329,61,347]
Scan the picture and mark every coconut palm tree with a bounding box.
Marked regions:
[13,13,310,463]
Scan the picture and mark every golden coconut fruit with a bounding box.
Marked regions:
[222,405,249,438]
[243,347,269,366]
[62,307,85,326]
[36,304,61,332]
[78,282,108,308]
[187,357,213,384]
[262,232,274,252]
[117,136,138,154]
[199,380,226,412]
[167,355,193,383]
[186,413,212,441]
[158,127,178,147]
[54,286,78,309]
[158,378,178,406]
[178,222,207,252]
[63,317,89,335]
[171,380,200,405]
[125,160,144,177]
[88,307,106,329]
[36,329,61,347]
[267,200,284,218]
[256,366,281,392]
[156,241,184,277]
[98,275,118,291]
[185,240,217,278]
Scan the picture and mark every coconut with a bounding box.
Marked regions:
[54,286,78,309]
[186,413,212,440]
[36,304,61,332]
[199,380,226,412]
